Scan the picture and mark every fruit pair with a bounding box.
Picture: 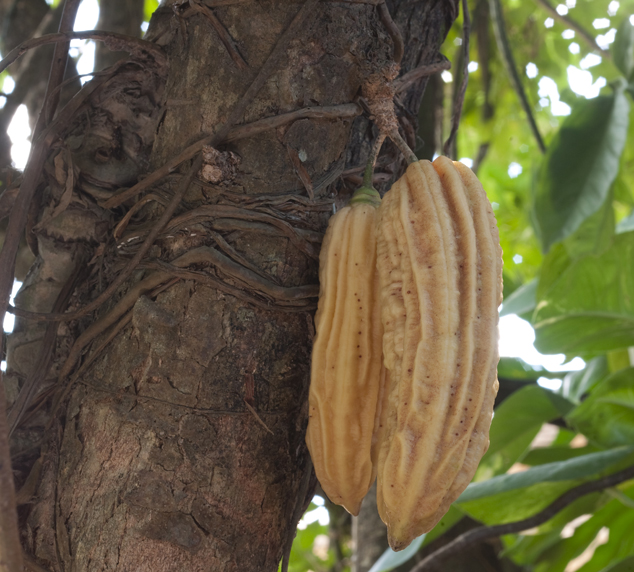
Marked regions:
[306,156,503,550]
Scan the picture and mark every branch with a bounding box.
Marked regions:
[378,1,404,64]
[187,0,249,69]
[0,30,166,75]
[489,0,546,153]
[101,102,360,209]
[533,0,610,58]
[443,0,470,158]
[393,58,451,93]
[411,464,634,571]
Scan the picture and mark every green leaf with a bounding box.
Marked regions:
[459,447,634,503]
[603,555,634,572]
[522,445,602,466]
[498,356,547,381]
[367,534,426,572]
[459,480,574,526]
[421,506,464,546]
[477,386,574,480]
[614,18,634,80]
[533,231,634,354]
[561,357,609,403]
[532,487,634,572]
[616,210,634,234]
[502,493,606,565]
[567,367,634,448]
[562,189,615,260]
[537,243,572,301]
[500,278,537,317]
[532,92,629,252]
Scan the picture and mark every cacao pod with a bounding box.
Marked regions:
[306,187,386,516]
[375,156,503,550]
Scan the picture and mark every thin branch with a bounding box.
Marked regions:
[472,141,490,175]
[411,464,634,571]
[101,102,360,209]
[389,129,417,164]
[393,58,451,93]
[39,1,83,131]
[533,0,609,57]
[228,103,361,141]
[188,0,249,69]
[489,0,546,153]
[378,1,404,64]
[443,0,470,158]
[0,30,166,75]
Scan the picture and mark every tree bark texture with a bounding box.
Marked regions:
[5,1,457,570]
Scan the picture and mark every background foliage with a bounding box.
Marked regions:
[284,0,634,570]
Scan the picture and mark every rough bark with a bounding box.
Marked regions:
[4,1,457,571]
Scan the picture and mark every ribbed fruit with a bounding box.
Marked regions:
[375,157,503,550]
[306,187,386,516]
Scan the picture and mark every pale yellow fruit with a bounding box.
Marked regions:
[306,189,385,516]
[375,157,503,550]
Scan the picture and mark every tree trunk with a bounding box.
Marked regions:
[5,1,457,570]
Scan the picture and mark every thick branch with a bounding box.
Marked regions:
[411,464,634,571]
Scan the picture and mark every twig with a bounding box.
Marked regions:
[443,0,470,158]
[56,245,318,386]
[243,400,274,434]
[188,0,249,69]
[40,2,83,130]
[389,129,417,164]
[472,142,490,175]
[102,103,360,209]
[411,464,634,571]
[489,0,546,153]
[378,1,404,64]
[47,277,185,426]
[533,0,609,57]
[393,59,452,93]
[0,30,166,75]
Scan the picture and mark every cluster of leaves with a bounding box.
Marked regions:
[287,0,634,571]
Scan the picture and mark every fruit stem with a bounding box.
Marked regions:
[388,129,417,165]
[363,134,387,189]
[350,135,384,207]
